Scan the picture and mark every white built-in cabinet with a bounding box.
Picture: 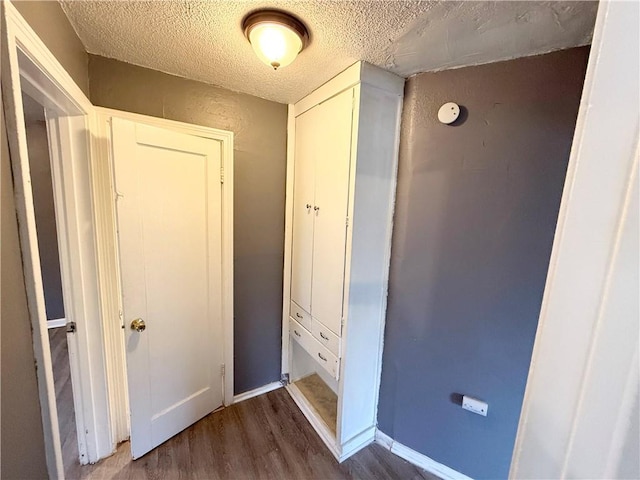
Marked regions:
[283,62,404,461]
[291,87,353,337]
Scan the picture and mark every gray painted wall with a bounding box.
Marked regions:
[23,94,66,320]
[88,55,288,395]
[1,3,88,477]
[377,47,589,479]
[13,1,89,96]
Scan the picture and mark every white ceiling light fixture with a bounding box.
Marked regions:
[243,10,309,70]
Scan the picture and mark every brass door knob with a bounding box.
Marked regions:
[130,318,146,332]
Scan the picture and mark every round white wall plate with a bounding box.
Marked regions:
[438,102,460,124]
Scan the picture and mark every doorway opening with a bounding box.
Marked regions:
[20,91,80,475]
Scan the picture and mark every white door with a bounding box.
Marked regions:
[112,118,224,459]
[290,107,318,313]
[311,89,354,335]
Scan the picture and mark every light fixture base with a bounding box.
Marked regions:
[242,10,309,49]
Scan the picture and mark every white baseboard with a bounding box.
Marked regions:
[339,425,376,461]
[376,429,394,449]
[232,381,282,404]
[375,429,472,480]
[47,318,66,329]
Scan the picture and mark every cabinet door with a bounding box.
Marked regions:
[311,88,354,335]
[290,106,318,312]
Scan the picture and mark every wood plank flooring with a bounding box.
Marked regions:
[65,386,439,480]
[52,326,438,480]
[49,326,80,474]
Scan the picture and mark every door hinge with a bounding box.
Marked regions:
[346,216,350,228]
[341,317,345,335]
[220,167,224,184]
[280,373,290,386]
[66,321,77,334]
[221,364,226,378]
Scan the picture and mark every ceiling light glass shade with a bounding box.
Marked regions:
[249,23,301,70]
[243,11,309,70]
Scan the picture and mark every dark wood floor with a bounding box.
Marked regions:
[66,387,438,480]
[53,328,438,480]
[49,326,80,475]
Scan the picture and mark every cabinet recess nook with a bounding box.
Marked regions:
[282,62,404,461]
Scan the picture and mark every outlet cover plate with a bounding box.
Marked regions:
[462,395,488,416]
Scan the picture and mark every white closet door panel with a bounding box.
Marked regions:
[311,89,354,336]
[112,118,224,459]
[290,108,317,312]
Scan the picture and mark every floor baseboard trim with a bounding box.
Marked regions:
[233,381,282,404]
[339,425,376,462]
[47,318,66,329]
[375,429,472,480]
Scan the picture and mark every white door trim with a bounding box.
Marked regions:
[88,110,130,445]
[280,105,296,376]
[93,107,235,427]
[510,0,639,478]
[2,1,112,476]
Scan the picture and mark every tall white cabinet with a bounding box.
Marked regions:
[282,62,404,461]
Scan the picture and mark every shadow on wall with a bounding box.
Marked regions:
[377,46,590,479]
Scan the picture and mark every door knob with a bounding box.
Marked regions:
[130,318,146,332]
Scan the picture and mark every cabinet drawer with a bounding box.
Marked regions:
[313,342,339,380]
[289,317,313,351]
[290,301,312,332]
[312,321,341,357]
[290,317,339,380]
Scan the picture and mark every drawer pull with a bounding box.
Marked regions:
[295,312,303,319]
[319,332,329,341]
[317,352,327,362]
[294,329,301,337]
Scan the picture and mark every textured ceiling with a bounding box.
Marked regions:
[60,1,598,104]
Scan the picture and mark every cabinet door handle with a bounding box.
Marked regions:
[293,329,301,337]
[317,352,327,362]
[296,312,303,319]
[306,203,312,211]
[320,332,329,341]
[314,206,320,214]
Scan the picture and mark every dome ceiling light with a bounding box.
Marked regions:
[242,10,309,70]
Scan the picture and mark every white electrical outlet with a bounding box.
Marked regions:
[462,395,488,416]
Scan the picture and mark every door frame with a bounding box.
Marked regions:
[1,1,112,477]
[2,3,235,473]
[93,107,235,442]
[510,0,639,477]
